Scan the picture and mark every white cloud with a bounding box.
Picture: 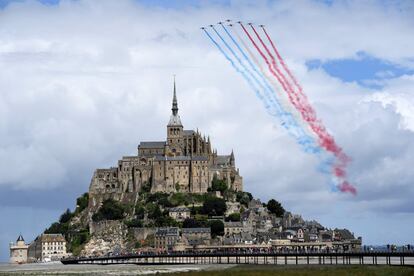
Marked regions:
[0,0,413,247]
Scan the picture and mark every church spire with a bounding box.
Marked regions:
[167,75,182,127]
[172,75,178,116]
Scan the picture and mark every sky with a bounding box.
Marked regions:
[1,0,414,262]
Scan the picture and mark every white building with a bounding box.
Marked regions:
[28,234,68,262]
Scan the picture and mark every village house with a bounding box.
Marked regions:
[182,228,211,246]
[168,207,191,222]
[154,227,180,250]
[224,221,244,235]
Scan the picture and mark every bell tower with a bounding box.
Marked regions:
[166,77,183,156]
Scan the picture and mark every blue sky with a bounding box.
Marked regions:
[1,0,414,263]
[306,51,414,89]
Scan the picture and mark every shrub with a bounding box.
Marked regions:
[135,204,145,220]
[211,175,227,192]
[226,212,241,222]
[146,192,173,208]
[125,218,143,228]
[68,228,90,256]
[170,192,191,206]
[146,203,162,220]
[208,220,224,237]
[44,222,68,235]
[155,216,178,227]
[201,196,227,216]
[182,218,202,228]
[76,193,89,213]
[59,209,73,224]
[92,199,126,222]
[141,182,151,194]
[236,191,253,206]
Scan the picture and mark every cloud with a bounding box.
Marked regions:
[0,0,414,260]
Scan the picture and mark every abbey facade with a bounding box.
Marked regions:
[88,82,243,212]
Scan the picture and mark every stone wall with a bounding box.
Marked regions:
[131,227,156,241]
[90,220,123,235]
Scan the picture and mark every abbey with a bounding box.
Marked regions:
[88,81,243,211]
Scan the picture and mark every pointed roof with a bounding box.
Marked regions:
[17,234,24,242]
[172,75,178,116]
[168,76,183,126]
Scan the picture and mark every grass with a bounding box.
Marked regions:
[167,265,414,276]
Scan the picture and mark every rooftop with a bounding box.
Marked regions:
[139,141,166,149]
[182,228,211,234]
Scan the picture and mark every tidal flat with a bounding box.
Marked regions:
[1,264,413,276]
[0,263,233,275]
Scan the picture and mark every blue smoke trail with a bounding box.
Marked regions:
[221,25,281,110]
[203,29,270,111]
[212,26,282,116]
[213,26,320,155]
[204,25,336,191]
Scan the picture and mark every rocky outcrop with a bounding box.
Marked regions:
[82,220,128,256]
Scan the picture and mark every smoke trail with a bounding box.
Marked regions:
[202,29,270,111]
[256,26,354,194]
[215,25,316,150]
[222,25,320,153]
[207,26,318,153]
[230,26,312,138]
[244,24,355,195]
[261,26,302,94]
[211,26,281,117]
[260,26,352,187]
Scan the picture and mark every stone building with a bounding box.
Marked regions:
[154,227,180,250]
[9,235,29,264]
[28,234,67,262]
[88,81,243,213]
[182,228,211,246]
[224,221,244,235]
[168,207,191,222]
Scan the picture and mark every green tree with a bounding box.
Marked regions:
[76,193,89,213]
[170,192,191,206]
[124,218,143,228]
[226,212,241,222]
[155,216,178,227]
[211,175,228,192]
[44,222,68,235]
[92,199,126,222]
[201,197,227,216]
[267,199,285,217]
[140,181,151,194]
[134,204,145,220]
[146,203,162,220]
[59,209,73,224]
[208,220,224,237]
[182,218,202,228]
[236,191,252,206]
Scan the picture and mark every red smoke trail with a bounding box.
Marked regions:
[241,23,356,195]
[261,26,302,94]
[239,24,292,106]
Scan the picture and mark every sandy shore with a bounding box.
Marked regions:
[0,263,235,275]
